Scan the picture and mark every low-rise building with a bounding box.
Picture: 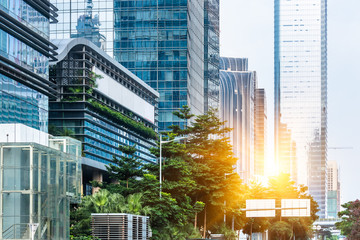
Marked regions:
[0,123,81,239]
[49,38,159,195]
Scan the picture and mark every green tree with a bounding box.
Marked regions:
[106,144,144,193]
[267,174,319,239]
[269,221,293,240]
[242,181,270,237]
[169,106,241,234]
[214,223,237,240]
[336,199,360,239]
[70,190,150,237]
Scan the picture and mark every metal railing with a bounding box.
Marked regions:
[2,223,30,239]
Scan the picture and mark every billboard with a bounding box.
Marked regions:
[246,199,276,217]
[281,199,311,217]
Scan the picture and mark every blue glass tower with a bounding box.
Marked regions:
[274,0,328,218]
[0,0,58,132]
[114,0,206,130]
[51,0,220,131]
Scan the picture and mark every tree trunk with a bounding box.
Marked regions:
[250,222,252,240]
[194,196,198,228]
[127,179,129,189]
[232,215,234,231]
[194,212,197,228]
[203,206,207,238]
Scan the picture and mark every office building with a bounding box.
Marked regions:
[0,0,58,131]
[0,2,82,238]
[49,38,159,195]
[204,0,220,111]
[50,0,220,130]
[219,57,256,181]
[254,88,267,176]
[327,161,340,218]
[278,123,297,182]
[0,124,81,239]
[274,0,328,218]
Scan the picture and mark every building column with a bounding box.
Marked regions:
[92,171,103,194]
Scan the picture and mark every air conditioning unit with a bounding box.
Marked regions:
[91,213,150,240]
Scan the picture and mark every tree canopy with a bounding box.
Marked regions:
[336,199,360,239]
[71,106,320,239]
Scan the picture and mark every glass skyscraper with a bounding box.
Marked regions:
[50,0,219,130]
[0,0,58,132]
[274,0,328,218]
[219,57,256,181]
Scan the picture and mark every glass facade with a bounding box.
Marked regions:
[204,0,220,111]
[50,0,113,51]
[219,57,255,181]
[327,160,340,218]
[0,73,48,132]
[0,0,57,132]
[0,142,81,239]
[274,0,328,218]
[0,0,50,38]
[51,0,217,131]
[49,39,158,168]
[254,89,267,176]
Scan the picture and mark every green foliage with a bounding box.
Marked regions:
[48,124,75,136]
[336,199,360,239]
[106,144,144,194]
[70,189,151,237]
[267,174,319,239]
[61,71,101,101]
[90,101,157,139]
[269,221,293,240]
[169,107,241,232]
[70,236,98,240]
[71,106,321,239]
[214,223,237,240]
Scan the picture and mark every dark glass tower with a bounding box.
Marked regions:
[0,0,58,132]
[51,0,220,130]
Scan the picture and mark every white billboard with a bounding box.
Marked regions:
[246,199,276,218]
[281,199,311,217]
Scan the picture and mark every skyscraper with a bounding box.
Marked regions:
[219,57,256,181]
[327,161,340,218]
[254,88,267,176]
[204,0,220,111]
[0,0,58,132]
[0,2,81,238]
[51,0,220,130]
[274,0,328,218]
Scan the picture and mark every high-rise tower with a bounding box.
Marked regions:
[274,0,328,218]
[0,0,58,131]
[51,0,220,130]
[219,57,256,181]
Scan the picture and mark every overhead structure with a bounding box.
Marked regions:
[245,199,311,218]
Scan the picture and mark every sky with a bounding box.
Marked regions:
[220,0,360,204]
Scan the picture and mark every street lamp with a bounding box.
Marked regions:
[159,135,188,198]
[314,225,321,240]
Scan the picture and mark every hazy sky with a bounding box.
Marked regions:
[220,0,360,204]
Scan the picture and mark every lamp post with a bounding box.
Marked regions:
[159,135,188,198]
[314,225,321,240]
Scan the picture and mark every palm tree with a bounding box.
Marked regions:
[126,193,151,216]
[82,189,151,215]
[90,189,110,213]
